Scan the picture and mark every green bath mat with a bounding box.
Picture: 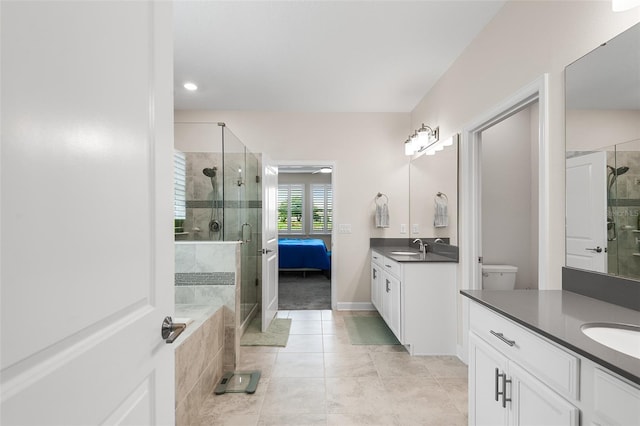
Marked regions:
[344,316,400,345]
[240,317,292,347]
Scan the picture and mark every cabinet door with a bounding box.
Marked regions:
[469,333,509,426]
[509,362,579,426]
[371,263,381,311]
[386,273,402,340]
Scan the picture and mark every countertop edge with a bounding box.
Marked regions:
[461,290,640,386]
[371,247,458,263]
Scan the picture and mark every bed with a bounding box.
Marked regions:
[278,238,331,272]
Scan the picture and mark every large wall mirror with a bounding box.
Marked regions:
[409,137,458,245]
[565,22,640,280]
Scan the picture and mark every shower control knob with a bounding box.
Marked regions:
[585,246,603,253]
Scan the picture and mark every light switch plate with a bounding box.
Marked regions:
[338,224,352,234]
[400,224,407,234]
[412,224,419,234]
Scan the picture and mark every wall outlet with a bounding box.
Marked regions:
[400,224,407,234]
[412,224,419,234]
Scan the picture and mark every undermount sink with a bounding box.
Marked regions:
[581,323,640,359]
[390,251,420,256]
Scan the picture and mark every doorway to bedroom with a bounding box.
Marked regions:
[277,163,334,310]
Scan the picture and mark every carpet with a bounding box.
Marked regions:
[344,316,400,345]
[278,272,331,310]
[240,317,292,347]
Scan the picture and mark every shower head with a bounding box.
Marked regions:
[608,165,629,176]
[203,167,217,178]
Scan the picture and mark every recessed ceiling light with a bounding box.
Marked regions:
[183,82,198,91]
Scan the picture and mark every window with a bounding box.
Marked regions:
[311,184,332,233]
[174,150,186,221]
[278,184,304,233]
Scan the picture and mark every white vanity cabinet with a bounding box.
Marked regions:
[468,300,640,426]
[469,301,580,426]
[370,250,457,355]
[370,252,383,312]
[469,333,579,426]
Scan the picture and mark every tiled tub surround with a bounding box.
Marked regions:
[175,306,225,426]
[174,241,242,425]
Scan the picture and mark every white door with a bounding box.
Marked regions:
[262,156,279,331]
[566,152,608,272]
[1,2,175,424]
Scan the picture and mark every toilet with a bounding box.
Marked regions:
[481,264,518,290]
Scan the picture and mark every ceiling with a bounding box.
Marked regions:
[173,1,506,112]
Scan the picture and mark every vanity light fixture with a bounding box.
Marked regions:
[612,0,640,11]
[421,133,459,157]
[404,124,439,156]
[183,82,198,91]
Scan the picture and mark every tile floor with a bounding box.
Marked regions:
[198,310,468,426]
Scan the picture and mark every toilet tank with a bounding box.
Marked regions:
[481,264,518,290]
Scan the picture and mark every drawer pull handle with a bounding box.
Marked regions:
[490,330,516,347]
[385,264,392,268]
[386,279,390,293]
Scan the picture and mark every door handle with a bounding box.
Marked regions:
[585,246,603,253]
[241,223,253,243]
[386,279,390,293]
[262,248,273,254]
[162,316,186,344]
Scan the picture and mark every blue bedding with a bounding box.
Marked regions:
[278,238,331,270]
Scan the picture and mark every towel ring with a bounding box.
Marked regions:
[436,192,448,202]
[376,192,388,205]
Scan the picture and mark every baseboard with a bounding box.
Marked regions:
[336,302,375,311]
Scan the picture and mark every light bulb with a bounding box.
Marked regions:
[184,82,198,91]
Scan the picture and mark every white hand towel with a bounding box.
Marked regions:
[434,197,448,228]
[375,203,390,228]
[381,203,389,228]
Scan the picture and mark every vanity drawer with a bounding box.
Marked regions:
[470,302,580,400]
[381,256,401,278]
[371,250,384,266]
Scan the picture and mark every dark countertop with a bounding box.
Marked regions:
[461,290,640,385]
[372,246,458,263]
[370,238,458,263]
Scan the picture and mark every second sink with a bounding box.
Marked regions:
[581,323,640,359]
[390,251,420,256]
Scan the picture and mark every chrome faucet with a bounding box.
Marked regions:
[412,238,427,256]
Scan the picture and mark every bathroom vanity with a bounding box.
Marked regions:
[462,290,640,426]
[370,243,458,355]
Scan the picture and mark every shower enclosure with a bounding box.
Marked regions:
[606,148,640,278]
[175,122,262,326]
